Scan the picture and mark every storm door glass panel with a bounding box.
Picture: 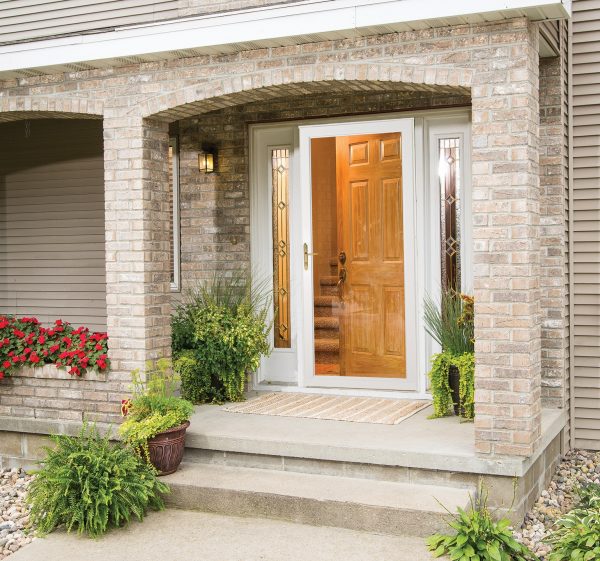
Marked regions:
[272,148,291,348]
[438,138,461,290]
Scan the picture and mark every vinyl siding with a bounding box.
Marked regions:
[572,0,600,449]
[0,0,178,44]
[0,119,107,332]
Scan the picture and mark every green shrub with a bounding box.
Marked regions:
[427,491,538,561]
[545,493,600,561]
[119,359,194,456]
[172,272,272,403]
[27,423,168,538]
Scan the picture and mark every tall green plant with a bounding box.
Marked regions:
[27,423,168,538]
[424,289,474,355]
[172,270,272,403]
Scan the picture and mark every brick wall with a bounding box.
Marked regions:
[0,18,566,457]
[539,56,568,409]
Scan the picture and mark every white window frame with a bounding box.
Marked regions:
[169,135,181,293]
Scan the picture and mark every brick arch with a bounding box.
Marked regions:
[140,62,474,121]
[0,96,104,123]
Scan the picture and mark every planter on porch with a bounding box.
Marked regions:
[147,421,190,476]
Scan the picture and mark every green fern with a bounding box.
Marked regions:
[27,423,169,538]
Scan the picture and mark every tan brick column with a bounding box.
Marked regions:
[104,116,172,379]
[472,22,542,457]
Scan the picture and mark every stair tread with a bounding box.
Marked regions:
[319,276,339,286]
[163,462,470,514]
[314,295,337,307]
[314,317,339,329]
[314,338,340,352]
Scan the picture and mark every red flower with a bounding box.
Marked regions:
[38,335,46,344]
[121,399,132,417]
[0,371,4,379]
[49,345,60,353]
[23,348,31,355]
[95,344,102,351]
[2,361,10,369]
[29,353,40,364]
[62,337,72,346]
[97,359,107,370]
[11,356,19,363]
[68,366,80,376]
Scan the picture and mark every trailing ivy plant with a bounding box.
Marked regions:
[544,491,600,561]
[172,271,272,403]
[424,289,475,420]
[27,423,168,538]
[427,489,538,561]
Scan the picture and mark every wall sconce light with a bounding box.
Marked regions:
[198,149,215,174]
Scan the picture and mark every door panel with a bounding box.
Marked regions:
[336,133,406,378]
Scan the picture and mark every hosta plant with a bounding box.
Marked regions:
[27,423,168,538]
[427,491,538,561]
[544,492,600,561]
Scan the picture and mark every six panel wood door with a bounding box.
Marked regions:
[335,133,406,378]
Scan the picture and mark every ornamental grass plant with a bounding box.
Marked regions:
[424,289,475,419]
[27,423,168,538]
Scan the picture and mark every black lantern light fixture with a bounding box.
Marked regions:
[198,146,216,174]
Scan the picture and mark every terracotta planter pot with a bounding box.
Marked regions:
[147,421,190,476]
[448,365,462,416]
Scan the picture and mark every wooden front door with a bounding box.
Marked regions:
[335,133,406,378]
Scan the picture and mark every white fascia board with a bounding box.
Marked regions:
[0,0,570,74]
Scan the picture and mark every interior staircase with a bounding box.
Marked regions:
[314,258,341,375]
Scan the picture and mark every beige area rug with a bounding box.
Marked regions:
[223,392,431,425]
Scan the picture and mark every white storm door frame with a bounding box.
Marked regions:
[298,117,420,391]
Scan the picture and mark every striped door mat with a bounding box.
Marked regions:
[223,392,430,425]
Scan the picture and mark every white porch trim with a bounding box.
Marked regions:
[0,0,570,78]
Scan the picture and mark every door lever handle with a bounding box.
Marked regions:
[303,243,318,270]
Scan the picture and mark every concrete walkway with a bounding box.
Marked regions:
[10,509,435,561]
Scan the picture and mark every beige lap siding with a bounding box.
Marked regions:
[571,0,600,450]
[0,119,107,332]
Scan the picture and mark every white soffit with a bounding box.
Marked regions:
[0,0,571,79]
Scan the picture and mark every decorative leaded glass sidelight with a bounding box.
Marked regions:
[438,138,461,290]
[272,148,291,348]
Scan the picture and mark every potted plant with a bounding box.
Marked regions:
[119,358,194,475]
[171,271,272,404]
[423,289,475,420]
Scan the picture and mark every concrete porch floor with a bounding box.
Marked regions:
[186,400,566,477]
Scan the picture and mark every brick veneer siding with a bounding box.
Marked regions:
[539,55,569,409]
[0,18,564,457]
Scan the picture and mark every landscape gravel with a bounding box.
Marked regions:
[0,468,33,560]
[515,449,600,560]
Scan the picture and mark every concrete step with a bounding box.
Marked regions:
[163,462,470,537]
[9,509,438,561]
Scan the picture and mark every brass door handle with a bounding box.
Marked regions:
[303,243,318,270]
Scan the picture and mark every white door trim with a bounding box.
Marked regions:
[297,117,420,391]
[249,108,471,397]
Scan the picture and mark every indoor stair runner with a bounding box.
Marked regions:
[314,258,341,375]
